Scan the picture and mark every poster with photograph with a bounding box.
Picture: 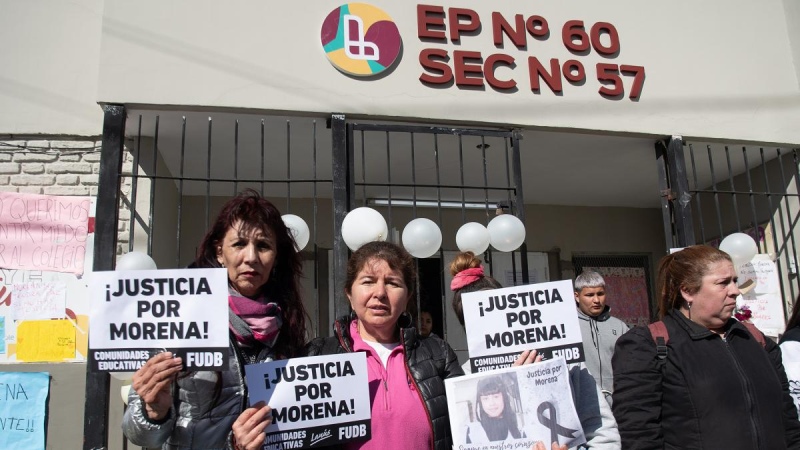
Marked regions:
[245,352,371,449]
[462,280,584,372]
[445,358,585,450]
[88,268,229,371]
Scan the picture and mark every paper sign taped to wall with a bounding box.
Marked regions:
[16,320,76,362]
[11,282,67,320]
[0,192,91,275]
[0,371,49,450]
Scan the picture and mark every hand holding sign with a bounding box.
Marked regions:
[131,351,183,421]
[232,402,272,450]
[533,442,568,450]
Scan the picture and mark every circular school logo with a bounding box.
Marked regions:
[320,3,402,77]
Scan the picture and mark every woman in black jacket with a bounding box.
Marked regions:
[612,245,800,449]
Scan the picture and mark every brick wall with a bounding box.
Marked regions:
[0,138,135,256]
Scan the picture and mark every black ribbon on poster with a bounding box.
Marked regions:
[537,401,579,444]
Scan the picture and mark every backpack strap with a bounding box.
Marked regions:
[741,321,767,348]
[648,321,669,360]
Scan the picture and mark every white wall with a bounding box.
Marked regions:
[0,0,104,136]
[94,0,800,144]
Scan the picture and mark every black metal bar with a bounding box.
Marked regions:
[84,104,125,450]
[129,115,142,251]
[260,119,265,195]
[433,133,447,341]
[360,130,366,207]
[724,146,742,231]
[687,144,706,244]
[458,135,466,224]
[286,120,291,212]
[654,140,674,251]
[177,116,186,267]
[740,146,762,251]
[504,138,518,286]
[511,130,529,284]
[350,123,513,138]
[312,120,320,334]
[234,119,239,195]
[665,136,695,246]
[331,113,350,320]
[205,117,212,229]
[385,131,393,237]
[410,132,417,218]
[123,173,333,184]
[147,115,159,255]
[707,145,725,239]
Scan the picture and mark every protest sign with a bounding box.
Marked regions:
[462,280,584,372]
[446,358,585,450]
[0,192,91,275]
[0,371,49,450]
[88,268,229,371]
[245,352,371,449]
[738,255,786,336]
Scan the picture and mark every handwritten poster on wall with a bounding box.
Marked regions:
[0,192,91,275]
[738,254,786,337]
[11,282,66,320]
[0,193,94,364]
[0,372,49,450]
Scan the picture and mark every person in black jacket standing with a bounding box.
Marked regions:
[612,245,800,449]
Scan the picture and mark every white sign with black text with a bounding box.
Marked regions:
[446,357,586,450]
[463,280,584,372]
[88,268,229,371]
[245,352,371,450]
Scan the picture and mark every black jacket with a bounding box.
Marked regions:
[612,310,800,450]
[304,313,464,450]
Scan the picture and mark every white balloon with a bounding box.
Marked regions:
[402,218,442,258]
[110,371,134,381]
[342,207,388,251]
[282,214,310,251]
[488,214,526,252]
[120,383,132,404]
[719,232,758,268]
[116,251,157,271]
[456,222,491,254]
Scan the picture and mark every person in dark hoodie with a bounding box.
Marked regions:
[574,271,628,405]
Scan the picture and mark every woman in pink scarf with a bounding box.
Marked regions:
[122,189,308,450]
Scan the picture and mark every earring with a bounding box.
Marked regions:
[687,302,692,320]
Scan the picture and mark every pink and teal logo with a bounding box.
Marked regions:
[321,3,402,77]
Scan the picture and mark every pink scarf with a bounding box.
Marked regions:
[228,294,282,348]
[450,267,485,290]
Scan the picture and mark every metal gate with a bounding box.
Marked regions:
[330,116,530,341]
[656,135,800,322]
[86,108,530,449]
[87,105,336,449]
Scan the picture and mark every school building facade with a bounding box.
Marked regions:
[2,0,800,448]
